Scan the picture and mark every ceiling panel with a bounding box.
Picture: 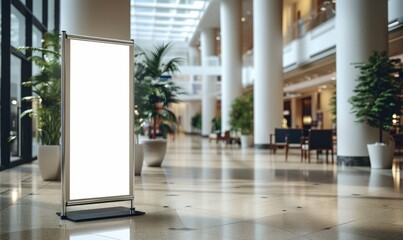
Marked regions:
[131,0,210,42]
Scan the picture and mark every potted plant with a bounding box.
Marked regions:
[134,107,145,175]
[349,51,403,168]
[135,43,184,167]
[191,112,202,134]
[211,117,222,133]
[229,93,253,148]
[18,32,61,180]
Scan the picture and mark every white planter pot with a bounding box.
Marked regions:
[143,139,167,167]
[135,144,144,175]
[367,142,394,169]
[38,145,61,181]
[240,135,252,148]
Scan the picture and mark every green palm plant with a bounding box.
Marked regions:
[349,51,403,143]
[135,43,184,139]
[17,32,61,145]
[229,93,254,135]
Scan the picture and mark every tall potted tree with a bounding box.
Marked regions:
[349,51,403,168]
[135,43,184,167]
[229,93,253,148]
[18,32,61,180]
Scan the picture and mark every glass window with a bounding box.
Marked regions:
[48,0,55,30]
[10,55,22,161]
[11,6,26,48]
[32,27,42,75]
[0,2,2,77]
[33,0,43,23]
[32,27,43,157]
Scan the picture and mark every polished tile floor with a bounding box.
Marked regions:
[1,134,403,240]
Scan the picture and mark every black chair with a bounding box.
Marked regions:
[285,128,304,161]
[270,128,288,154]
[271,128,304,161]
[301,129,334,163]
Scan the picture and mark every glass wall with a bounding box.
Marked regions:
[32,26,42,157]
[33,0,43,23]
[1,0,60,169]
[11,6,25,48]
[10,55,22,161]
[0,3,2,165]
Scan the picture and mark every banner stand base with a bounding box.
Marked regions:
[57,207,145,222]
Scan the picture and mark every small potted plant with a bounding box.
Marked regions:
[229,93,253,148]
[135,43,184,167]
[18,32,61,180]
[349,51,403,168]
[191,112,202,134]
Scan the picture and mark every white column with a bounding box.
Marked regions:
[220,0,242,132]
[253,0,283,147]
[188,47,200,66]
[336,0,388,165]
[201,29,217,136]
[61,0,130,40]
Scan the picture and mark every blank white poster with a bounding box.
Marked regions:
[68,39,131,200]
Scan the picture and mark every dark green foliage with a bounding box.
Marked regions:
[211,117,221,133]
[229,93,253,135]
[349,51,403,143]
[191,113,202,130]
[134,43,184,139]
[18,32,61,145]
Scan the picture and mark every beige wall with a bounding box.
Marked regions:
[61,0,130,40]
[296,0,313,19]
[319,87,335,129]
[283,0,313,41]
[283,1,295,36]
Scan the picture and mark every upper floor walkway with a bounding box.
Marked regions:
[175,5,403,101]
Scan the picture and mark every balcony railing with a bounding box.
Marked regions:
[284,8,336,45]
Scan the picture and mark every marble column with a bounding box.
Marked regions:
[220,0,242,132]
[336,0,388,166]
[253,0,283,147]
[201,29,217,137]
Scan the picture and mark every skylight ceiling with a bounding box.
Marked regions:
[131,0,210,43]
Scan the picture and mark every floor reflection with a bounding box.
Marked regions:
[1,134,403,239]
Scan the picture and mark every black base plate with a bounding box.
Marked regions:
[58,207,145,222]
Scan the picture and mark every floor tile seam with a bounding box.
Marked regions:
[302,208,396,236]
[176,217,247,233]
[215,219,303,237]
[0,192,38,212]
[137,206,174,214]
[336,194,403,207]
[246,219,309,238]
[0,205,13,211]
[5,180,58,211]
[135,187,275,196]
[0,226,63,236]
[251,210,373,233]
[174,205,238,217]
[301,217,372,237]
[350,208,396,221]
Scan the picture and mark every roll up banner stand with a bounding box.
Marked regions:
[59,31,144,221]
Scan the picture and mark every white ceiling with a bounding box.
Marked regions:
[130,0,211,43]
